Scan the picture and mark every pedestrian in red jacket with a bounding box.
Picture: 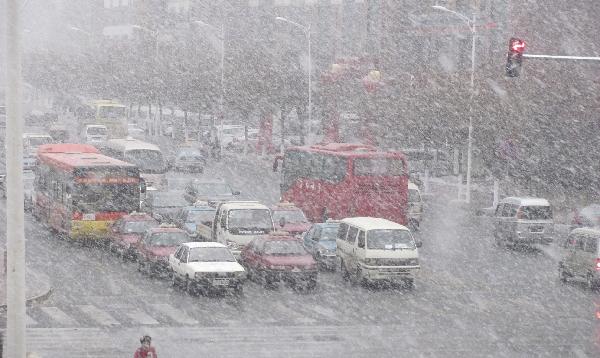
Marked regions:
[134,335,157,358]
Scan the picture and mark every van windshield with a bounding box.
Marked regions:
[228,209,273,231]
[521,206,553,220]
[367,229,415,250]
[125,149,166,173]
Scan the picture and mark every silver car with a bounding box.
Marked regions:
[493,197,554,247]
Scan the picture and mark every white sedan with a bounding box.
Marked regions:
[169,242,246,295]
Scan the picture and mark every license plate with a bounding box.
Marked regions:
[82,213,96,221]
[213,278,230,286]
[530,226,543,233]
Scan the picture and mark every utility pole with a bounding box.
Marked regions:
[5,0,27,356]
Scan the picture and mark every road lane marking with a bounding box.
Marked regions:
[77,305,120,326]
[149,303,198,325]
[39,307,78,326]
[123,309,160,325]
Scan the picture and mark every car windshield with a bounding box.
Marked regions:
[263,240,307,255]
[520,206,553,220]
[319,226,340,241]
[186,209,216,224]
[367,229,415,250]
[98,106,126,118]
[27,136,52,147]
[147,232,188,246]
[188,247,236,262]
[228,209,273,230]
[191,182,233,196]
[87,126,107,135]
[123,220,158,234]
[272,209,308,224]
[152,193,187,207]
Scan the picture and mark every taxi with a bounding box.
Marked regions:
[107,212,159,260]
[135,224,189,276]
[271,202,311,237]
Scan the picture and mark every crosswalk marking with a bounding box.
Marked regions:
[40,307,78,326]
[123,309,160,325]
[272,301,317,324]
[77,305,120,326]
[149,303,198,325]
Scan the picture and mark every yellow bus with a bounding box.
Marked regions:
[85,100,128,138]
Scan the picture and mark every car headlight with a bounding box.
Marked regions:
[194,272,205,279]
[407,258,419,266]
[362,258,378,266]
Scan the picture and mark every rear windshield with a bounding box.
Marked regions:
[520,206,553,220]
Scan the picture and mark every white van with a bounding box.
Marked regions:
[337,217,421,287]
[210,201,274,258]
[82,124,108,143]
[96,137,168,188]
[407,182,423,230]
[23,133,53,170]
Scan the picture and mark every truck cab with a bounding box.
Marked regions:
[212,201,274,258]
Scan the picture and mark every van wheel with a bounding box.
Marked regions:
[558,265,568,283]
[341,260,350,281]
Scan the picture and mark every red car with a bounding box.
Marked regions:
[107,213,159,260]
[240,232,318,289]
[136,225,190,276]
[271,202,312,237]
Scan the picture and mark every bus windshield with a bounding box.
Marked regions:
[353,158,405,176]
[73,183,139,213]
[98,106,126,119]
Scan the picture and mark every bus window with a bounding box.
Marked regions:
[353,158,404,176]
[321,155,346,183]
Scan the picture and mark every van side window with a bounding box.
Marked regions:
[585,236,598,253]
[576,236,585,251]
[347,226,358,244]
[337,223,349,240]
[357,231,365,248]
[508,205,519,217]
[501,204,512,217]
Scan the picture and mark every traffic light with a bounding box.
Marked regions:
[505,38,526,77]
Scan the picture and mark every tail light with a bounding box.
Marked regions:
[595,258,600,271]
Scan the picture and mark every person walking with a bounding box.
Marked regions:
[134,335,157,358]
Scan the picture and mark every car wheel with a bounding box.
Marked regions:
[137,260,144,273]
[185,276,193,294]
[558,264,568,283]
[234,284,244,296]
[404,278,415,289]
[171,272,179,288]
[341,260,350,281]
[587,273,598,291]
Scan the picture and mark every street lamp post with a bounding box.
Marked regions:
[195,20,225,153]
[275,16,311,145]
[132,25,160,136]
[432,6,476,204]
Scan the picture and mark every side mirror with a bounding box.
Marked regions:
[416,241,423,248]
[279,216,286,228]
[140,179,147,194]
[232,190,241,196]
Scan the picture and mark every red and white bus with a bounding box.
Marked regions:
[274,143,409,225]
[33,143,144,240]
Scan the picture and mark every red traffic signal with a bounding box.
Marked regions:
[506,37,526,77]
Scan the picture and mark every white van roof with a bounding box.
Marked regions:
[220,201,268,210]
[341,217,409,231]
[501,197,550,206]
